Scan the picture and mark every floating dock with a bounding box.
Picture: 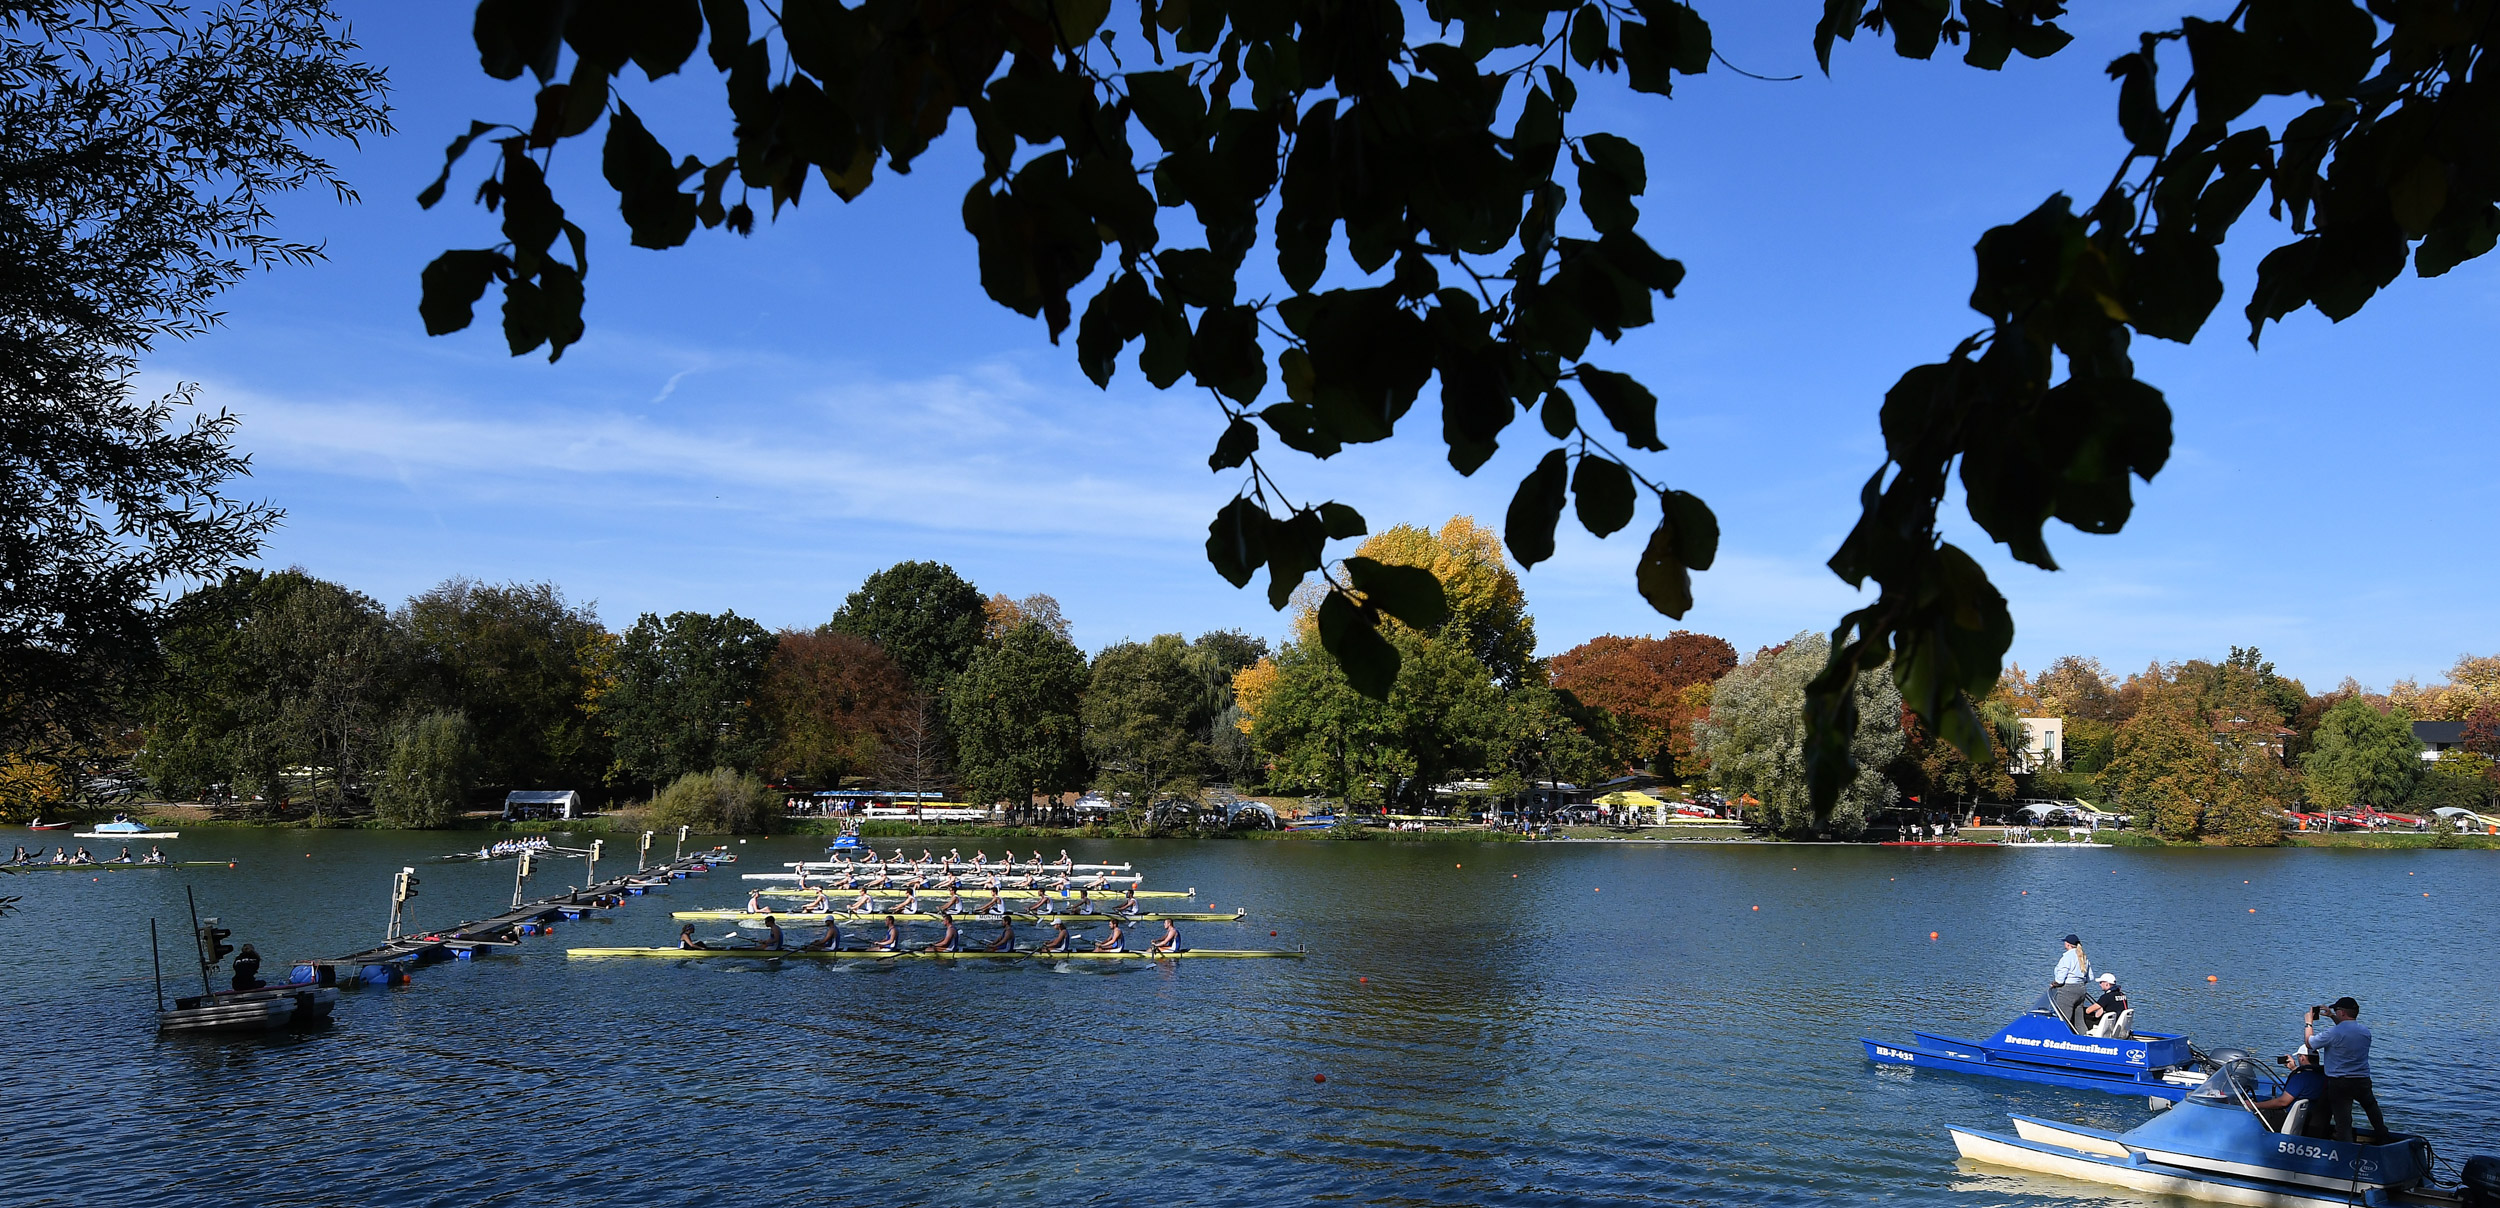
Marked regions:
[293,852,726,988]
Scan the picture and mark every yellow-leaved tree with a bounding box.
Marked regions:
[1346,517,1536,687]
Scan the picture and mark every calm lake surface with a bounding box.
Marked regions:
[3,832,2494,1207]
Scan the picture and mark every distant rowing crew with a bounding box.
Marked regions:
[676,910,1195,957]
[808,848,1108,877]
[10,844,169,866]
[744,884,1166,918]
[744,868,1141,891]
[570,947,1301,961]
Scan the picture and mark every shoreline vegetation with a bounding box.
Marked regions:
[9,556,2493,848]
[81,804,2500,850]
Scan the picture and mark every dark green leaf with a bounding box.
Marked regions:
[1264,509,1327,609]
[1636,518,1693,618]
[1344,557,1450,630]
[418,121,499,209]
[1575,367,1666,451]
[1575,133,1646,235]
[1569,4,1608,69]
[418,250,511,335]
[1209,416,1260,471]
[2183,19,2261,125]
[1316,590,1401,700]
[1205,497,1270,588]
[1077,272,1151,387]
[1541,388,1577,438]
[2417,203,2500,278]
[2110,52,2164,155]
[1505,449,1569,568]
[502,261,586,361]
[628,0,705,79]
[700,0,749,71]
[1572,455,1637,538]
[1318,501,1368,539]
[1659,488,1718,569]
[475,0,565,83]
[1189,305,1267,404]
[1813,0,1867,74]
[603,104,700,249]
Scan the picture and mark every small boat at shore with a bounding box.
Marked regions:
[74,815,178,839]
[26,818,70,831]
[159,984,339,1035]
[1949,1058,2497,1208]
[1865,993,2218,1100]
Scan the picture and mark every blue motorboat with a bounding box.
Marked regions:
[826,834,861,851]
[1864,992,2215,1100]
[1950,1058,2490,1207]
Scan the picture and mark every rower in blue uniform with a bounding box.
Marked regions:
[1091,919,1128,953]
[1148,920,1185,954]
[931,913,964,952]
[980,916,1016,952]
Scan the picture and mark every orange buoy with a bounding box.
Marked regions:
[2248,908,2256,913]
[1358,976,1367,983]
[1270,931,1278,936]
[1929,931,1939,940]
[1455,863,1461,868]
[2207,975,2218,982]
[1751,905,1759,911]
[1315,1074,1326,1082]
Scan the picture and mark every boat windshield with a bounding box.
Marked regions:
[2186,1059,2284,1110]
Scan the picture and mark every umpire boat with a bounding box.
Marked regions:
[1949,1058,2497,1208]
[1864,991,2217,1100]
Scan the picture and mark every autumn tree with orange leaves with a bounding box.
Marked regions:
[1549,632,1735,777]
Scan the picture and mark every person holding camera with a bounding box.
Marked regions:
[2304,997,2385,1143]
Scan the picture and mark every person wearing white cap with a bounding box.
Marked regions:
[2084,972,2131,1036]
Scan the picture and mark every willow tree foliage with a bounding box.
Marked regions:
[421,0,2500,820]
[1696,633,1903,839]
[2,1,389,751]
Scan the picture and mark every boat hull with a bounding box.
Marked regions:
[158,986,338,1034]
[566,946,1301,960]
[73,829,178,839]
[673,910,1245,923]
[1865,1011,2203,1100]
[1952,1124,2450,1208]
[1865,1036,2205,1099]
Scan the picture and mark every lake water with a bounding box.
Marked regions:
[3,832,2494,1207]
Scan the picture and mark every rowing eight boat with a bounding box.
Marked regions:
[4,860,236,872]
[567,946,1302,960]
[743,871,1143,884]
[786,861,1134,873]
[756,886,1198,899]
[673,909,1245,923]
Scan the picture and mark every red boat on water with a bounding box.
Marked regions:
[26,818,70,831]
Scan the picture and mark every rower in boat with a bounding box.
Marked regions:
[974,913,1015,951]
[1037,920,1074,953]
[50,846,68,864]
[1072,891,1096,916]
[677,924,710,949]
[1111,886,1140,916]
[143,846,166,864]
[936,889,963,915]
[800,917,842,951]
[946,848,961,864]
[846,888,876,913]
[751,915,784,951]
[970,850,988,869]
[801,888,831,914]
[974,887,1006,915]
[894,888,922,914]
[1148,920,1185,954]
[863,916,901,952]
[112,846,133,863]
[747,889,765,912]
[1055,849,1072,873]
[919,849,935,864]
[1091,919,1127,953]
[1074,870,1108,892]
[929,913,964,953]
[70,846,92,864]
[9,846,29,864]
[1024,889,1053,916]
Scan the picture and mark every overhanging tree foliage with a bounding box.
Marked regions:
[420,0,2500,822]
[2,0,390,751]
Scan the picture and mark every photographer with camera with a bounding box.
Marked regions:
[2304,997,2386,1143]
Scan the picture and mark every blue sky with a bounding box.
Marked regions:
[141,4,2496,692]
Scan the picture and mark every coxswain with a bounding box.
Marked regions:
[677,924,710,949]
[753,915,785,951]
[800,917,843,951]
[231,943,265,991]
[864,916,901,952]
[980,916,1017,951]
[1148,920,1185,954]
[930,912,964,953]
[1091,919,1127,953]
[1111,886,1139,915]
[1037,920,1074,953]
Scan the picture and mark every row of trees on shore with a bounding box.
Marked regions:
[1,512,2490,843]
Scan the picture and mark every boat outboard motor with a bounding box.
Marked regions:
[2461,1154,2500,1208]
